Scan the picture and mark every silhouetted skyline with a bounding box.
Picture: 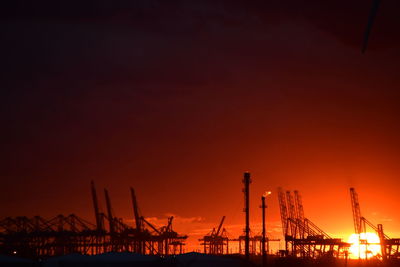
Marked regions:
[1,0,400,251]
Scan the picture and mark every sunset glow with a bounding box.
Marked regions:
[348,232,381,259]
[2,0,400,264]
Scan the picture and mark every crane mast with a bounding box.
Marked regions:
[90,180,103,231]
[215,216,225,237]
[294,190,305,238]
[130,187,142,232]
[294,190,304,221]
[104,189,115,234]
[349,188,398,260]
[378,224,387,259]
[350,187,364,235]
[286,191,297,221]
[166,216,173,232]
[278,188,288,238]
[286,190,297,237]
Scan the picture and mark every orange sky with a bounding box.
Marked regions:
[1,0,400,253]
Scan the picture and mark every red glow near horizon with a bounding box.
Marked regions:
[2,0,400,257]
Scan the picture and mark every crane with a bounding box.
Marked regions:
[349,188,396,260]
[130,187,142,232]
[90,181,104,231]
[294,190,305,238]
[278,188,289,240]
[199,216,228,255]
[278,188,346,257]
[215,216,225,237]
[350,188,365,235]
[286,190,297,238]
[104,189,115,234]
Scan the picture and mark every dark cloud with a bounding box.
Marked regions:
[2,0,400,47]
[2,0,399,88]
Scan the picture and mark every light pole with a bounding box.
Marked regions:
[262,191,271,267]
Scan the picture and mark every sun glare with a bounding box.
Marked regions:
[348,232,381,259]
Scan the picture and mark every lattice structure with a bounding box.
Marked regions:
[0,214,105,258]
[350,188,400,260]
[0,182,187,259]
[199,216,229,254]
[278,188,349,258]
[236,234,280,255]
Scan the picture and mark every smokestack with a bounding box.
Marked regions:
[243,172,251,260]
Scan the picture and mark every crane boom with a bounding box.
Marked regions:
[350,188,363,234]
[130,187,142,231]
[104,189,115,234]
[215,216,225,236]
[294,190,304,221]
[286,191,297,221]
[294,190,305,238]
[278,188,288,237]
[90,181,103,231]
[142,217,161,234]
[286,191,297,237]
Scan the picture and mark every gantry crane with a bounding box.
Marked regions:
[130,187,142,232]
[104,189,115,234]
[278,188,349,258]
[0,182,187,258]
[129,187,187,255]
[350,188,400,260]
[199,216,229,254]
[91,180,105,231]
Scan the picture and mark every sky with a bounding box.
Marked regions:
[1,0,400,252]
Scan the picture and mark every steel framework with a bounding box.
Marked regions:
[235,234,279,255]
[199,216,229,254]
[0,182,187,259]
[278,188,349,258]
[350,188,400,260]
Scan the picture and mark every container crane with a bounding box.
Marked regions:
[349,188,400,260]
[90,181,104,231]
[199,216,229,254]
[278,188,349,258]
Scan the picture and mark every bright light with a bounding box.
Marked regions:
[263,191,272,197]
[348,232,381,259]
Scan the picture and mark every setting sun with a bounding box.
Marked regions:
[348,232,381,259]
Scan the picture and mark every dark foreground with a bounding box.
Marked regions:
[1,253,399,267]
